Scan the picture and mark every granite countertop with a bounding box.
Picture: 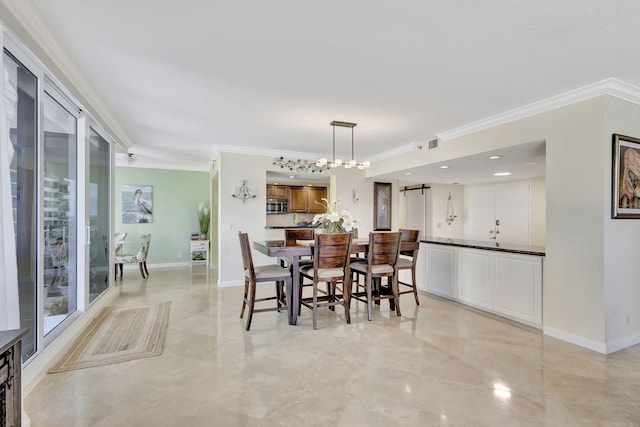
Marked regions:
[421,236,545,256]
[265,225,319,229]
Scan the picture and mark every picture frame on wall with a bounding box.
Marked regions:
[612,133,640,218]
[373,182,392,230]
[122,184,153,224]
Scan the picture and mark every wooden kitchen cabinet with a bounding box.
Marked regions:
[266,185,287,199]
[289,186,327,213]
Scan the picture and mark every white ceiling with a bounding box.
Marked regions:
[27,0,640,182]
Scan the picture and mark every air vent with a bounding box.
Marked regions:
[428,138,438,149]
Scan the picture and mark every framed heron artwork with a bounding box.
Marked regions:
[122,184,153,223]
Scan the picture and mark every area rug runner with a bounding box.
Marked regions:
[49,301,170,372]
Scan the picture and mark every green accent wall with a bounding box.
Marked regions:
[115,167,209,264]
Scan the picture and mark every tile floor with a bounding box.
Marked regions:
[25,266,640,426]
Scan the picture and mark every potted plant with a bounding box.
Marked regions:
[197,202,210,240]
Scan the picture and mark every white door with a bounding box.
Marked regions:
[495,181,530,245]
[466,181,531,245]
[404,188,426,236]
[465,184,496,242]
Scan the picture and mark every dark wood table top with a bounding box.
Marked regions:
[253,238,418,257]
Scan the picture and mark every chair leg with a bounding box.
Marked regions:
[144,262,150,277]
[139,262,146,279]
[312,280,318,330]
[285,277,293,324]
[275,281,282,308]
[366,274,373,321]
[344,277,351,324]
[392,275,402,317]
[118,263,123,280]
[246,279,257,331]
[240,278,249,318]
[412,267,420,305]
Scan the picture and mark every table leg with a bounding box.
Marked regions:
[290,256,300,325]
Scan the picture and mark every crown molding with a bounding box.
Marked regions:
[115,154,209,172]
[1,0,133,149]
[436,78,640,141]
[211,144,327,161]
[367,142,419,162]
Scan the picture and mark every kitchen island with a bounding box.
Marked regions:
[420,237,545,328]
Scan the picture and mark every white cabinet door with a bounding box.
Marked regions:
[495,180,530,245]
[426,245,455,298]
[457,248,492,309]
[493,253,542,325]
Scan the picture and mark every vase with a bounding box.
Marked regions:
[201,233,208,240]
[323,222,346,234]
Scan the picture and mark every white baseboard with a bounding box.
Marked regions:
[121,261,190,270]
[543,326,607,354]
[218,280,243,287]
[606,334,640,354]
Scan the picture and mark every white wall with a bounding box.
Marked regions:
[428,184,465,239]
[603,96,640,352]
[531,177,546,247]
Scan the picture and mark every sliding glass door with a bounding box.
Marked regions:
[88,127,111,302]
[42,90,78,335]
[4,50,38,359]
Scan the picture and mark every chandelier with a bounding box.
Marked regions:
[272,157,330,173]
[317,121,370,170]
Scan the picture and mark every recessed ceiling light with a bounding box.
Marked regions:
[405,172,413,175]
[440,165,449,169]
[493,172,512,176]
[289,176,295,179]
[489,155,502,160]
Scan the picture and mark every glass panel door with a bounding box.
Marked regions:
[43,92,78,335]
[3,49,38,359]
[88,127,110,302]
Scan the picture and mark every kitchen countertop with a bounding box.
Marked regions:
[265,225,319,229]
[421,236,545,256]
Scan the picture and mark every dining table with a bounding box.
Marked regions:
[253,237,419,325]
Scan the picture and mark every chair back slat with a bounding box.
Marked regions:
[285,228,315,245]
[238,232,255,278]
[368,232,401,267]
[399,229,420,257]
[315,233,351,270]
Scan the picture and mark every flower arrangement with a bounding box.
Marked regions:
[197,202,210,238]
[312,198,359,233]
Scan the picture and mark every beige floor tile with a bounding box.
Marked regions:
[24,267,640,426]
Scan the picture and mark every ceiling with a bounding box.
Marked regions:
[25,0,640,182]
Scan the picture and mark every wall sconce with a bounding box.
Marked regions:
[445,192,458,225]
[232,179,257,203]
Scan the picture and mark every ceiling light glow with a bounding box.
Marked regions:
[489,155,502,160]
[493,172,512,176]
[440,165,449,169]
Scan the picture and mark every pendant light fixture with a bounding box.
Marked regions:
[317,121,370,169]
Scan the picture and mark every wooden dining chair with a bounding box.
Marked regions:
[397,229,421,305]
[280,228,315,267]
[238,231,292,331]
[298,232,352,329]
[349,231,402,320]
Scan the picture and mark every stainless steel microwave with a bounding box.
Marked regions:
[266,198,288,214]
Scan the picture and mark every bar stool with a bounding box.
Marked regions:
[238,231,292,331]
[349,231,402,320]
[298,232,352,329]
[397,229,421,305]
